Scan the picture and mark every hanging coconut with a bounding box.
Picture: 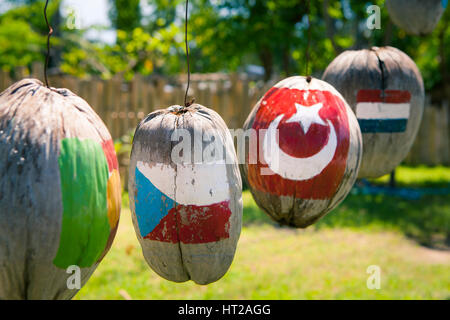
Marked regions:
[322,46,425,178]
[386,0,447,35]
[0,79,121,300]
[128,104,242,285]
[240,76,362,228]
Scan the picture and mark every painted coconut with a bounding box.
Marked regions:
[128,104,242,285]
[322,46,425,178]
[240,76,362,228]
[0,79,121,300]
[386,0,447,35]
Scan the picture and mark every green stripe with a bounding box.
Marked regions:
[53,138,110,269]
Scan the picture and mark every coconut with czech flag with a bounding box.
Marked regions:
[240,76,362,228]
[129,104,243,285]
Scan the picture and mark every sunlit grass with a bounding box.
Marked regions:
[371,165,450,188]
[75,166,450,300]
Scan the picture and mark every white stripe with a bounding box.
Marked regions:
[356,103,410,120]
[137,161,230,206]
[274,76,349,106]
[137,162,176,200]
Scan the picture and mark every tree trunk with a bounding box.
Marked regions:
[259,48,273,82]
[282,45,291,76]
[322,0,343,55]
[438,16,449,102]
[50,3,62,70]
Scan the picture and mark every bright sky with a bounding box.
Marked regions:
[62,0,115,43]
[0,0,115,42]
[1,0,154,43]
[62,0,110,27]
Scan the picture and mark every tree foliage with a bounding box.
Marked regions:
[108,0,142,31]
[0,0,448,97]
[0,0,61,72]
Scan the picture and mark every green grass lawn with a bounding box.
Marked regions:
[75,166,450,300]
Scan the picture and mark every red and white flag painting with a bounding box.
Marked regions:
[134,160,232,244]
[248,83,350,200]
[356,89,411,133]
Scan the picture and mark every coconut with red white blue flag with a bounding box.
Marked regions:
[240,76,362,228]
[129,104,242,285]
[356,89,412,133]
[323,46,425,178]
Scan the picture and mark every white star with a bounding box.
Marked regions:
[285,102,327,134]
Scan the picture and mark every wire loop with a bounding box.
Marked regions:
[305,0,311,76]
[184,0,193,107]
[44,0,53,88]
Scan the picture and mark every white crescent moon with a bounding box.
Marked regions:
[262,115,338,181]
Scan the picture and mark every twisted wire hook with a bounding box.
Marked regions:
[44,0,53,88]
[305,0,311,78]
[184,0,194,107]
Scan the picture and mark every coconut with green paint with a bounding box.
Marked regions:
[0,79,121,300]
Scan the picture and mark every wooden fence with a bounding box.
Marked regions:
[405,98,450,166]
[1,65,449,170]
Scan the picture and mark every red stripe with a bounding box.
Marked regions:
[144,201,232,244]
[101,139,119,172]
[357,90,411,103]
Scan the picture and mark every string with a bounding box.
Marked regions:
[305,0,311,77]
[44,0,53,88]
[184,0,193,107]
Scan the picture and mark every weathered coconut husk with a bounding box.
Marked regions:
[0,79,121,300]
[322,46,425,178]
[240,76,362,228]
[386,0,446,35]
[128,104,242,285]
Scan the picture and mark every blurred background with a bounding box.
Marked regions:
[0,0,448,299]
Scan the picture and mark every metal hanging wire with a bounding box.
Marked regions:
[305,0,312,80]
[44,0,53,88]
[184,0,194,107]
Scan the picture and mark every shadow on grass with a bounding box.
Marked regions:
[317,192,449,249]
[124,167,449,249]
[243,181,450,249]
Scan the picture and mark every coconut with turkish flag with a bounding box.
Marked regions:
[240,76,362,228]
[129,104,242,285]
